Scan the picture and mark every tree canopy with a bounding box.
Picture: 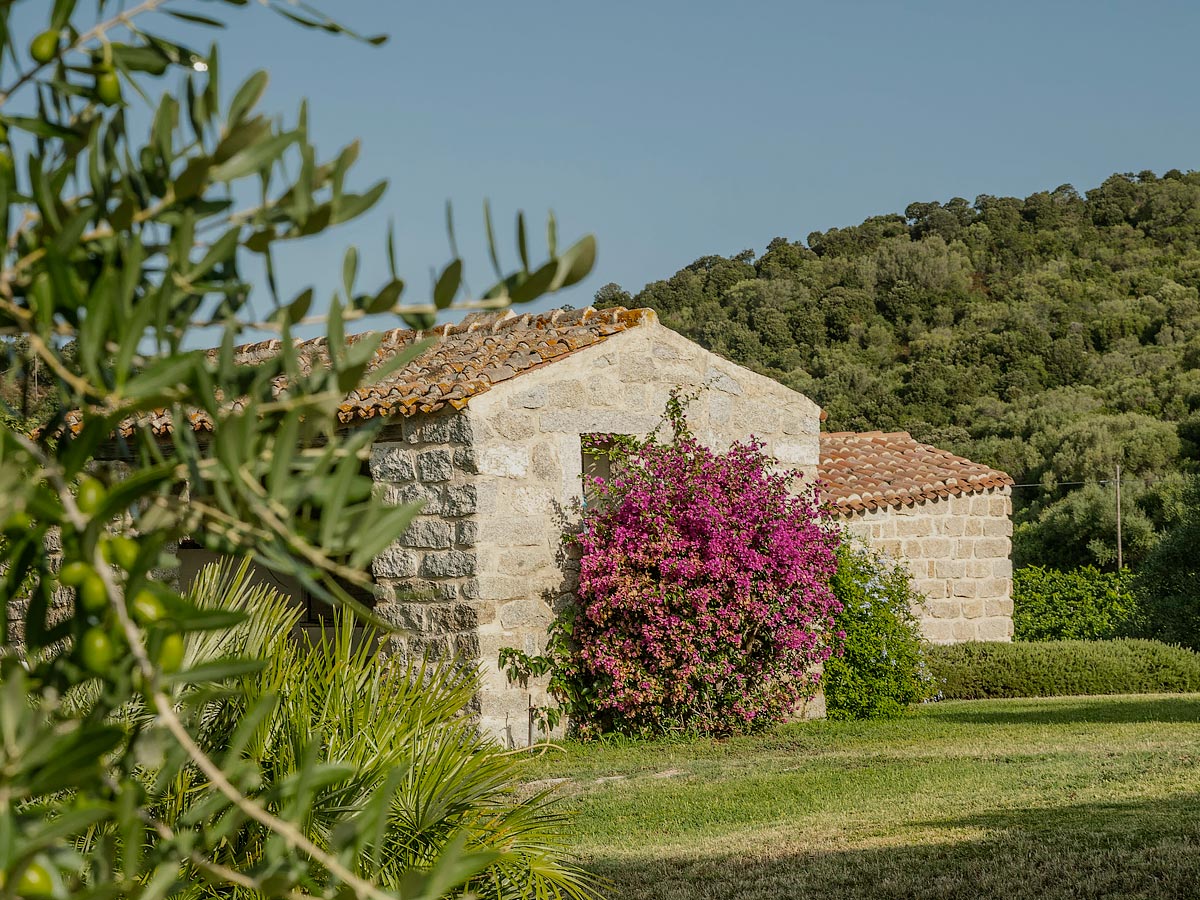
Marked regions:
[596,171,1200,571]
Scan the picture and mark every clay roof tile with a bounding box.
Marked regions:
[819,431,1012,512]
[83,306,655,438]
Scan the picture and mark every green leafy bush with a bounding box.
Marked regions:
[823,540,932,719]
[926,639,1200,699]
[1136,483,1200,650]
[1013,565,1141,641]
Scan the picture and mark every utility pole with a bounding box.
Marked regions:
[1115,463,1123,571]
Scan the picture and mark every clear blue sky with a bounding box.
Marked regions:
[26,1,1200,332]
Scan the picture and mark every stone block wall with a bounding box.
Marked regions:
[367,410,484,664]
[838,486,1014,642]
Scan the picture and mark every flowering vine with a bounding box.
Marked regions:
[502,392,842,739]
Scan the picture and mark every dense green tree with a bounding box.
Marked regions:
[1136,480,1200,648]
[593,281,632,308]
[1013,482,1158,570]
[597,171,1200,571]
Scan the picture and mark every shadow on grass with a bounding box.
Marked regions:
[586,793,1200,900]
[927,694,1200,727]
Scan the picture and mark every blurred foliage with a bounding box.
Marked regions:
[926,638,1200,699]
[824,540,933,720]
[0,2,594,898]
[597,172,1200,571]
[1012,565,1141,641]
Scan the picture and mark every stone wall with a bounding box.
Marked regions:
[366,410,483,667]
[838,487,1014,643]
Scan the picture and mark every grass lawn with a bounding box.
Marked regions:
[518,694,1200,899]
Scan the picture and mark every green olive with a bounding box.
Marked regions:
[103,535,139,571]
[78,572,108,613]
[0,151,13,182]
[29,31,59,65]
[76,476,106,516]
[15,858,55,897]
[59,560,92,587]
[3,511,32,532]
[95,70,122,106]
[158,632,185,673]
[80,626,115,672]
[130,589,166,625]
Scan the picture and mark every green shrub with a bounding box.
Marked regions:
[503,398,839,739]
[1013,565,1141,641]
[146,561,598,900]
[1136,483,1200,650]
[926,639,1200,699]
[824,540,932,719]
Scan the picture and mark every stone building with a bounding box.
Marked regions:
[160,306,1012,746]
[819,431,1015,643]
[317,306,819,747]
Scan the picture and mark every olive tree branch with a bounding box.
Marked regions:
[8,432,399,900]
[0,190,177,293]
[96,771,319,900]
[138,792,319,900]
[0,0,173,107]
[227,468,378,589]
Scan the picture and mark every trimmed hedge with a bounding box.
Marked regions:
[926,639,1200,700]
[1013,565,1141,641]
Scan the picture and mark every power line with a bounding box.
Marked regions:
[1009,480,1112,489]
[1008,472,1200,490]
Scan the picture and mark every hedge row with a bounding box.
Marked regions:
[1013,565,1140,641]
[925,639,1200,700]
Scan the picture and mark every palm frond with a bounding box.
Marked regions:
[155,561,599,899]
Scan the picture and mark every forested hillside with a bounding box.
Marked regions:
[595,170,1200,571]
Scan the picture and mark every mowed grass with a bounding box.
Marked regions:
[518,695,1200,899]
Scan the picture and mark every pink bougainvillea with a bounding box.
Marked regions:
[499,396,843,739]
[567,430,841,737]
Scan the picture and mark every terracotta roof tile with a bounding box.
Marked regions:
[86,306,655,437]
[819,431,1012,512]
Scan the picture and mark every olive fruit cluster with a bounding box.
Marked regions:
[30,30,121,104]
[61,476,185,676]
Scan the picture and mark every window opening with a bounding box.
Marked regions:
[581,434,629,509]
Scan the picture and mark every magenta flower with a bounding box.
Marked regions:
[570,433,841,736]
